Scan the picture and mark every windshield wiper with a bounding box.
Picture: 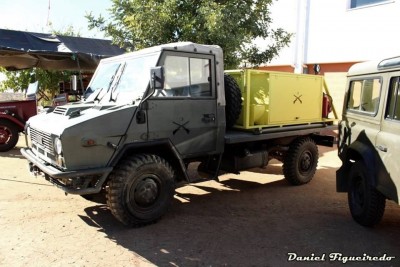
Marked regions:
[109,92,120,102]
[109,63,126,102]
[93,88,104,102]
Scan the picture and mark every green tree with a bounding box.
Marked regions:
[86,0,292,68]
[0,68,71,100]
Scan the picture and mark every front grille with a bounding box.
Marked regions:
[30,128,54,156]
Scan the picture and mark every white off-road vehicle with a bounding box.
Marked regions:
[337,56,400,226]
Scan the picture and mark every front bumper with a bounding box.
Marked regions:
[21,147,113,195]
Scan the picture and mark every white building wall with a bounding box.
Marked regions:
[268,0,400,66]
[265,0,298,66]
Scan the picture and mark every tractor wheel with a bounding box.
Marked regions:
[224,74,242,128]
[106,154,175,227]
[0,120,19,152]
[283,137,318,185]
[348,161,386,227]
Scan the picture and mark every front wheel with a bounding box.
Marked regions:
[348,161,386,227]
[0,120,19,152]
[283,137,318,185]
[106,154,175,227]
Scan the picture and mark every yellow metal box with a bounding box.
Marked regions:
[225,69,333,129]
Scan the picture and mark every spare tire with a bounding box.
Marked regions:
[224,74,242,128]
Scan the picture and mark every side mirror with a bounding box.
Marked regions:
[150,66,164,90]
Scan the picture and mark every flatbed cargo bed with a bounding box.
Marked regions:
[225,122,336,146]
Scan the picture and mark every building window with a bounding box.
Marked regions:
[350,0,393,9]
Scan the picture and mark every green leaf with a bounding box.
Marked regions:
[86,0,292,68]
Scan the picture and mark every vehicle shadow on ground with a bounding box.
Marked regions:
[0,142,24,159]
[80,176,400,267]
[0,146,25,159]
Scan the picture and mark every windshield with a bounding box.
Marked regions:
[85,62,121,101]
[87,52,159,105]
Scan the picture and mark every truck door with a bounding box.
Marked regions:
[339,77,382,155]
[146,52,218,157]
[375,74,400,202]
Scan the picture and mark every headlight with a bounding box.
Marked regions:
[54,137,63,155]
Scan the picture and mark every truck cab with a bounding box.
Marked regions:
[337,56,400,226]
[23,42,225,172]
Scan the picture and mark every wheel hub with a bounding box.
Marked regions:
[0,127,11,144]
[300,152,312,172]
[133,178,159,207]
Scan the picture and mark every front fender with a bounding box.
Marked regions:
[0,113,25,131]
[336,131,398,202]
[336,140,375,192]
[111,139,190,182]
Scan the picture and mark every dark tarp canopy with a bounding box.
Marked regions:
[0,29,125,71]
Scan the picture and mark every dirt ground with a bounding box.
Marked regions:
[1,138,399,267]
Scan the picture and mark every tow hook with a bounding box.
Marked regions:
[28,163,40,176]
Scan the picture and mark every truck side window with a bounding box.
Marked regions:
[160,55,211,97]
[189,58,211,97]
[164,56,190,96]
[385,77,400,120]
[347,78,381,114]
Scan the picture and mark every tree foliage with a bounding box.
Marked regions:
[86,0,292,68]
[0,68,71,101]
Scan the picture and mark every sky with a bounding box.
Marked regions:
[0,0,289,82]
[0,0,113,82]
[0,0,112,38]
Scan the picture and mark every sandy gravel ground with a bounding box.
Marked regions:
[0,138,399,267]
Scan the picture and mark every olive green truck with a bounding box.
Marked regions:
[21,42,336,226]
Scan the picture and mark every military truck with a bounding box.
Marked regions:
[21,42,336,226]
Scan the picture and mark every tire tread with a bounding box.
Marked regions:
[283,137,318,185]
[106,154,175,227]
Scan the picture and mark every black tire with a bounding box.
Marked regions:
[348,161,386,227]
[224,74,242,128]
[283,137,318,185]
[106,154,175,227]
[0,120,19,152]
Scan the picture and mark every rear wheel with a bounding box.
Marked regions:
[283,137,318,185]
[106,154,175,227]
[0,120,19,152]
[348,161,386,227]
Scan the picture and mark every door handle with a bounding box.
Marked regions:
[376,145,388,152]
[202,113,215,123]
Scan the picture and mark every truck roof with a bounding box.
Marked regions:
[348,55,400,76]
[101,42,224,63]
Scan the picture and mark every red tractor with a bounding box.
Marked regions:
[0,83,37,152]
